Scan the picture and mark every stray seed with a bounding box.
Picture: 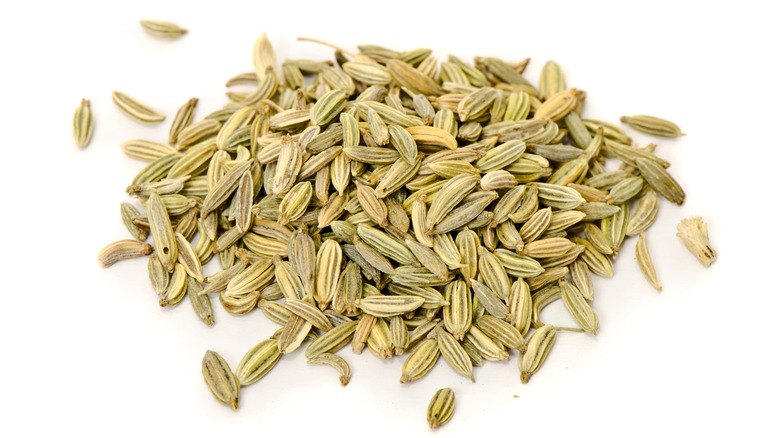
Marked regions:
[427,388,455,429]
[620,115,684,138]
[73,99,94,148]
[139,20,188,39]
[676,216,717,267]
[97,240,153,267]
[636,231,662,291]
[201,350,240,409]
[112,91,166,124]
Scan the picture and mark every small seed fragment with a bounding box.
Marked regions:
[676,216,717,267]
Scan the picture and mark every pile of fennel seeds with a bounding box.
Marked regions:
[96,33,701,414]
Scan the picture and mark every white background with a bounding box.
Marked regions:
[1,0,778,436]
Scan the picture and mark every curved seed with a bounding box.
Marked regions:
[120,202,149,241]
[636,231,662,291]
[97,239,153,267]
[220,288,260,315]
[527,266,569,291]
[547,210,586,234]
[112,91,165,124]
[575,202,621,222]
[160,263,187,307]
[307,353,352,386]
